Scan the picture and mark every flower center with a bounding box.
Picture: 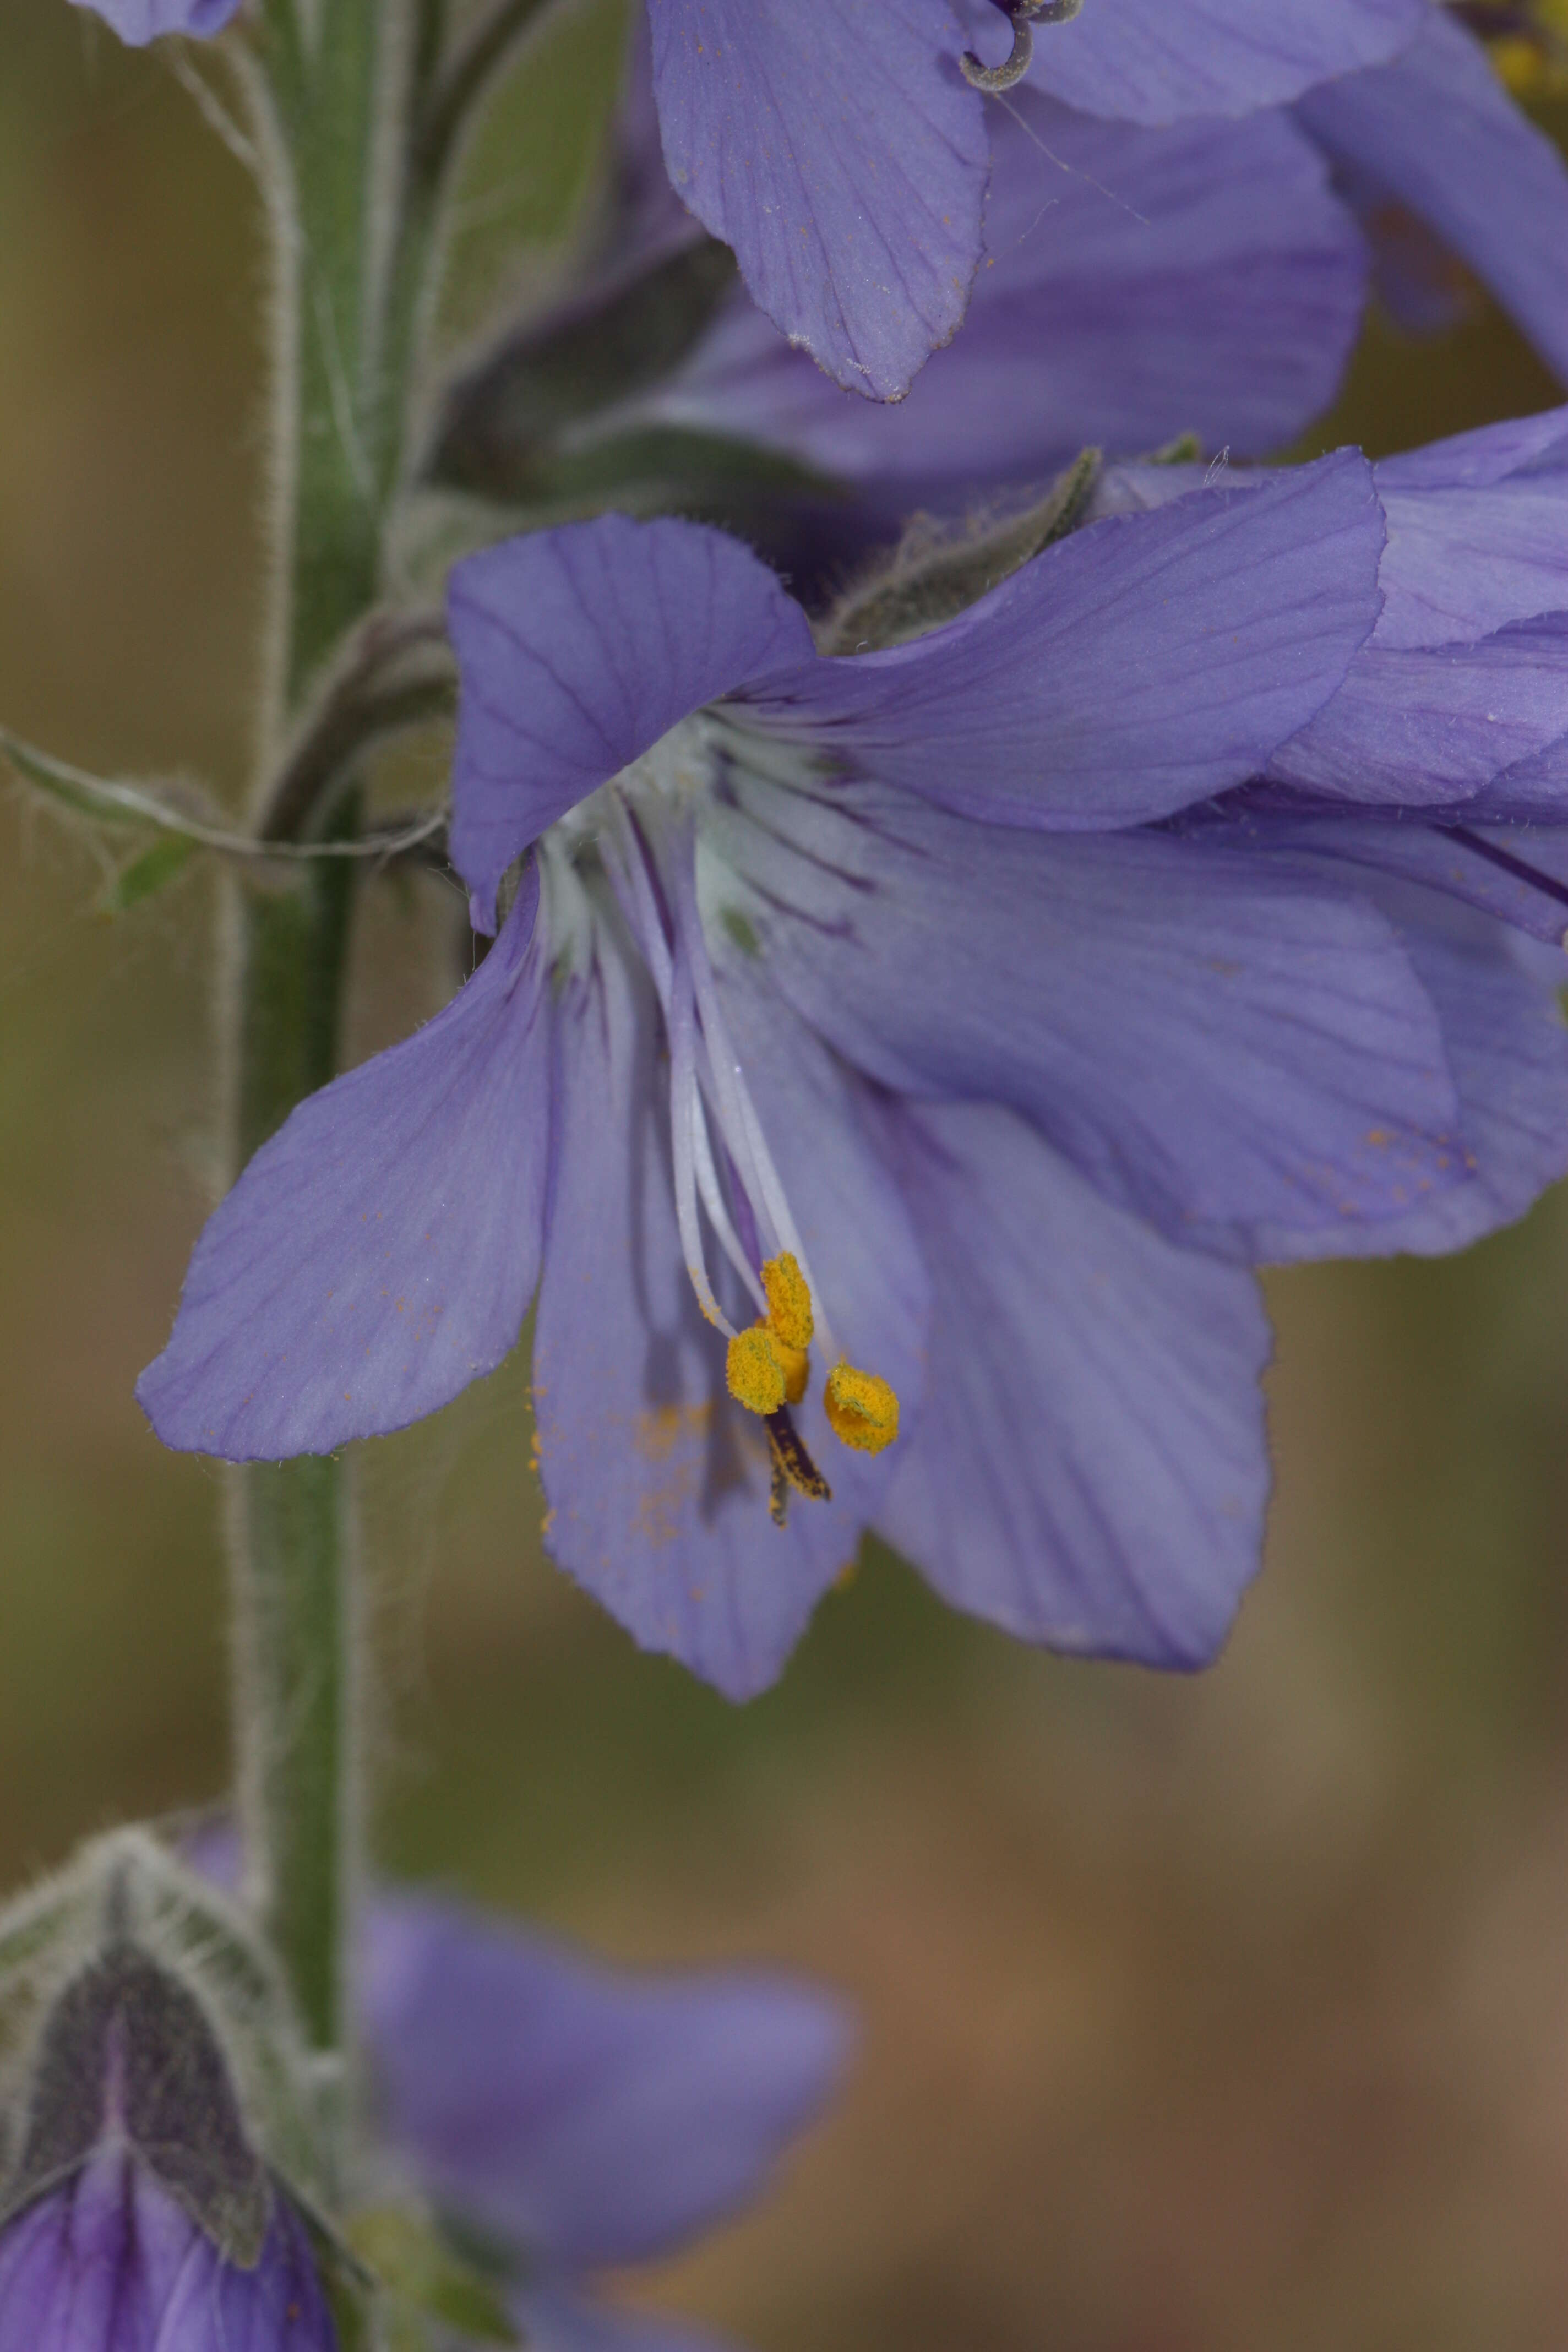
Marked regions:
[544,721,901,1522]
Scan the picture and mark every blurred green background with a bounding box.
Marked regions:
[3,6,1568,2344]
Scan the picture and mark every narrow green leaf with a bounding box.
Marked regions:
[103,832,198,914]
[1,726,205,840]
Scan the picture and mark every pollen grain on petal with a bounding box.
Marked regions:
[824,1362,900,1455]
[635,1400,714,1462]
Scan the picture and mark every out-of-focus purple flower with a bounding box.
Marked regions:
[137,463,1568,1698]
[643,0,1423,401]
[66,0,244,43]
[0,2150,333,2352]
[363,1892,849,2352]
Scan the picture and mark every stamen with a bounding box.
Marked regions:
[760,1250,811,1404]
[726,1252,813,1416]
[603,801,767,1322]
[690,1088,768,1319]
[727,1325,787,1416]
[668,933,735,1337]
[962,0,1082,94]
[603,797,674,1007]
[764,1406,833,1530]
[604,796,902,1500]
[674,840,845,1361]
[760,1252,813,1352]
[824,1363,901,1455]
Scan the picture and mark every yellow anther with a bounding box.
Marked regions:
[771,1336,810,1407]
[760,1253,814,1352]
[726,1325,786,1417]
[824,1362,900,1455]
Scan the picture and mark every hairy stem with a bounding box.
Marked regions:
[228,840,361,2061]
[254,0,397,723]
[227,0,401,2072]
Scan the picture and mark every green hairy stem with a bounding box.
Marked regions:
[228,859,362,2065]
[221,0,551,2083]
[227,0,406,2077]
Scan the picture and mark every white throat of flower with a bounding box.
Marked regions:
[538,716,900,1523]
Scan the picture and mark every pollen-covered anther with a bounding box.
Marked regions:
[824,1362,900,1455]
[760,1252,814,1351]
[760,1252,814,1401]
[728,1254,815,1412]
[726,1325,787,1416]
[771,1335,810,1407]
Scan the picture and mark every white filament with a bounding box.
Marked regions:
[667,930,734,1338]
[582,754,843,1367]
[672,841,844,1366]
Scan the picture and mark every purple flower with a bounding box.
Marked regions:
[66,0,244,43]
[643,0,1424,400]
[135,458,1568,1697]
[362,1893,849,2352]
[0,2152,332,2352]
[624,11,1568,498]
[631,83,1370,497]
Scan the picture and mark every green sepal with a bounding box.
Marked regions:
[429,241,741,499]
[0,1940,274,2267]
[820,447,1103,654]
[521,426,843,514]
[396,423,844,596]
[1145,431,1204,465]
[0,1831,338,2248]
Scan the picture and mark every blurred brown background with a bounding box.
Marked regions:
[2,5,1568,2344]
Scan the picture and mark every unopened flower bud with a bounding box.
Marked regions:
[0,1834,338,2350]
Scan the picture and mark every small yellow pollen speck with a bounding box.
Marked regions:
[761,1252,814,1351]
[727,1325,786,1415]
[635,1401,712,1462]
[824,1362,900,1455]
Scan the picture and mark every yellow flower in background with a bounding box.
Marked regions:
[1469,0,1568,96]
